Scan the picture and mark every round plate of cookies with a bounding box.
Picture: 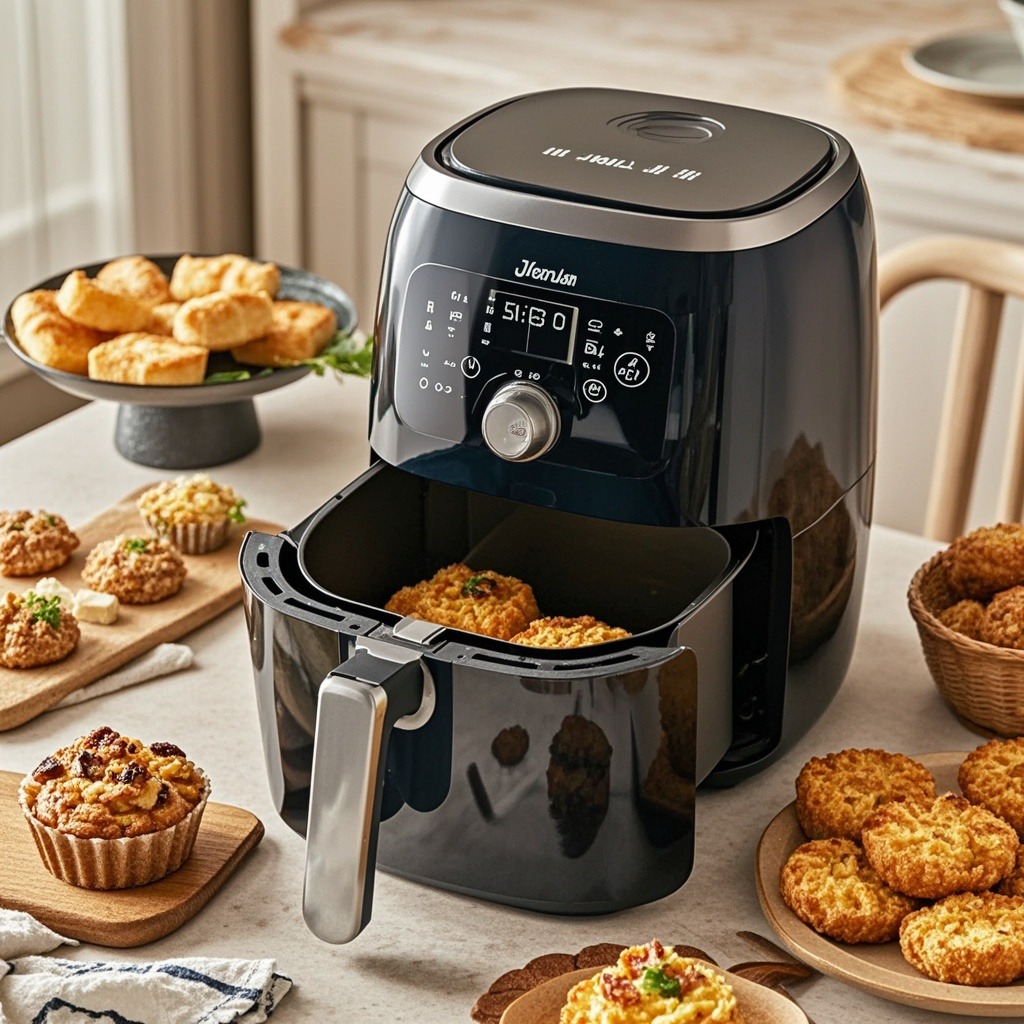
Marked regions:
[755,742,1024,1015]
[1,253,360,406]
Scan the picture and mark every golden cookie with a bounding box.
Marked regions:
[861,793,1018,899]
[780,838,921,943]
[997,846,1024,897]
[937,598,986,640]
[946,523,1024,601]
[959,737,1024,839]
[795,748,936,840]
[55,269,150,332]
[979,587,1024,650]
[900,892,1024,986]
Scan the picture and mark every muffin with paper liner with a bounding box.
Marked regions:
[136,473,246,554]
[18,725,209,889]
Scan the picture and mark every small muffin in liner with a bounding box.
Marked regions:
[19,768,209,889]
[137,473,245,555]
[19,727,210,890]
[155,518,229,556]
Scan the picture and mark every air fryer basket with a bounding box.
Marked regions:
[294,462,733,649]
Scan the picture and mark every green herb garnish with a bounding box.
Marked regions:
[304,331,373,379]
[23,591,62,630]
[203,368,275,384]
[461,574,496,598]
[227,499,248,524]
[124,537,150,553]
[44,514,57,526]
[9,523,24,531]
[639,967,681,999]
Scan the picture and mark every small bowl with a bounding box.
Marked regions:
[908,549,1024,736]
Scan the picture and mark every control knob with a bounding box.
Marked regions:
[481,382,561,462]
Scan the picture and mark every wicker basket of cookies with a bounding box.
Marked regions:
[908,524,1024,736]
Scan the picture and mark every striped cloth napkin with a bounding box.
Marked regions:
[0,910,291,1023]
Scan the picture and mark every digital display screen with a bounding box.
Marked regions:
[486,289,578,364]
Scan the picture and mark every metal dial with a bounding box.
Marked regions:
[481,382,561,462]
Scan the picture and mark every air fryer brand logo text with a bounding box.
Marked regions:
[513,260,577,287]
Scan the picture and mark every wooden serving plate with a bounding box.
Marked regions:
[0,487,281,730]
[756,752,1024,1017]
[0,770,263,947]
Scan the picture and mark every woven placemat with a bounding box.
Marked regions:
[830,40,1024,155]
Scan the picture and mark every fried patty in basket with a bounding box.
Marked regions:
[385,563,539,640]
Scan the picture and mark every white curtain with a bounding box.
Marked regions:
[0,0,131,379]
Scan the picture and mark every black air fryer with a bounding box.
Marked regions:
[241,87,876,944]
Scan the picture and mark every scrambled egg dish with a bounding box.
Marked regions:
[560,941,743,1024]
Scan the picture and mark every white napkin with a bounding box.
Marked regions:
[0,909,78,960]
[0,912,291,1023]
[53,643,194,709]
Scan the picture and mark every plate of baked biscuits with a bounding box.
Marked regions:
[756,743,1024,1016]
[2,253,359,404]
[1,254,360,466]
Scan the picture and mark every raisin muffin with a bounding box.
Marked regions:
[0,510,80,577]
[82,534,186,603]
[137,473,247,554]
[18,726,209,889]
[560,941,742,1024]
[0,590,80,668]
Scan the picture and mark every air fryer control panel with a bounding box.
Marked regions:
[394,262,677,465]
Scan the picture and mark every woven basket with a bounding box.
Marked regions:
[908,551,1024,736]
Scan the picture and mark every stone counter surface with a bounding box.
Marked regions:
[0,375,992,1021]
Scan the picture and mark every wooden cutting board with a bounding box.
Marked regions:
[0,770,264,947]
[0,487,281,730]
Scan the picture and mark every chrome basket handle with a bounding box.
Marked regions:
[303,638,430,943]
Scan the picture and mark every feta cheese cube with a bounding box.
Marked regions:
[73,588,119,625]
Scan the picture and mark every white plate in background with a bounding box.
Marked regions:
[904,30,1024,99]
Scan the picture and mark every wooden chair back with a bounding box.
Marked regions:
[879,236,1024,541]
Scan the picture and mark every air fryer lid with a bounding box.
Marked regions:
[442,87,834,217]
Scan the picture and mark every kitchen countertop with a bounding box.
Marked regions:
[0,374,994,1022]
